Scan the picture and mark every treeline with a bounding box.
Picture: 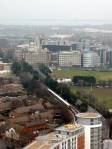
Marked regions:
[72,76,96,86]
[11,61,88,112]
[11,61,40,94]
[45,78,88,112]
[40,66,88,112]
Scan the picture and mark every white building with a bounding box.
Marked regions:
[83,51,100,68]
[103,139,112,149]
[58,51,81,67]
[76,113,102,149]
[23,50,50,66]
[0,62,11,74]
[24,123,85,149]
[57,78,71,84]
[14,48,51,67]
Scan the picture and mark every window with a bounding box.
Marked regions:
[67,132,69,135]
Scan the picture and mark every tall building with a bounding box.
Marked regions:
[14,46,51,67]
[83,51,100,68]
[103,139,112,149]
[24,123,85,149]
[50,52,59,67]
[23,50,51,66]
[58,51,81,67]
[76,113,102,149]
[98,49,107,66]
[109,50,112,67]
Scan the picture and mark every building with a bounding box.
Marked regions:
[103,139,112,149]
[0,62,11,74]
[109,50,112,67]
[100,49,107,66]
[76,113,102,149]
[14,41,51,67]
[23,50,51,66]
[14,49,23,61]
[14,48,51,67]
[57,78,71,84]
[50,52,59,67]
[17,39,41,52]
[0,83,23,94]
[58,51,81,67]
[83,51,100,68]
[24,123,85,149]
[2,124,36,146]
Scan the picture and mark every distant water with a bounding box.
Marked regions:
[0,19,112,26]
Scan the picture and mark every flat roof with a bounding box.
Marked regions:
[24,133,62,149]
[103,139,112,143]
[55,123,82,132]
[24,123,83,149]
[59,51,80,54]
[76,113,101,119]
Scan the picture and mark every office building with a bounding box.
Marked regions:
[83,51,100,68]
[23,50,51,66]
[109,50,112,67]
[50,52,59,66]
[76,113,102,149]
[58,51,81,67]
[14,48,51,67]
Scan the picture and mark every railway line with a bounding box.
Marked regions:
[48,88,79,122]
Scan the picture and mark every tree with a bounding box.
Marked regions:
[32,71,39,80]
[21,61,33,72]
[45,77,58,91]
[19,72,33,83]
[39,64,51,76]
[11,61,21,75]
[79,103,88,112]
[72,76,96,86]
[60,84,71,101]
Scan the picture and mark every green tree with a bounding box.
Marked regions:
[11,61,21,75]
[39,64,51,76]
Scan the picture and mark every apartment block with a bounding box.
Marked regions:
[76,113,102,149]
[24,123,85,149]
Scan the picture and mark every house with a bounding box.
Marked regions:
[2,123,36,146]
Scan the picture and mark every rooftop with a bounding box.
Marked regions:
[76,112,101,119]
[55,123,82,132]
[59,50,80,54]
[103,139,112,143]
[24,140,51,149]
[24,123,83,149]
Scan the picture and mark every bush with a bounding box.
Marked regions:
[72,76,96,86]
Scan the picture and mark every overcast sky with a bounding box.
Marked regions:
[0,0,112,21]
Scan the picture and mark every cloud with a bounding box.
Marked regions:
[0,0,112,20]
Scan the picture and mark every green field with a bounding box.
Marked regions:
[52,68,112,81]
[71,87,112,109]
[52,68,112,109]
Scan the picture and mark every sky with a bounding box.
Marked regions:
[0,0,112,24]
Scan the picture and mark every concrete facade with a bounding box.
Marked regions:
[58,51,81,67]
[76,113,102,149]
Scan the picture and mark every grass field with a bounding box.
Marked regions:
[71,86,112,109]
[52,68,112,81]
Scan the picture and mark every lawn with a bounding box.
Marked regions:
[52,68,112,81]
[71,86,112,109]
